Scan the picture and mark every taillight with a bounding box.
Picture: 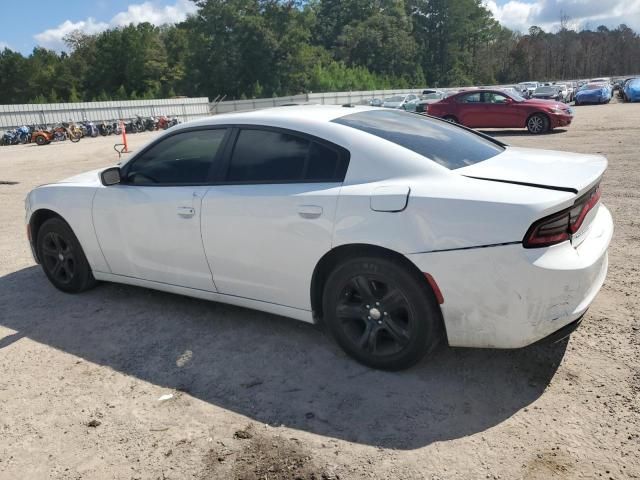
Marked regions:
[523,184,601,248]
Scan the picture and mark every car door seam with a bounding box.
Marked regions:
[90,188,113,273]
[198,186,219,292]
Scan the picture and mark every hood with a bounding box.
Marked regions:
[457,146,606,196]
[56,168,105,186]
[522,98,565,109]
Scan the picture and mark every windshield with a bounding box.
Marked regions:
[332,109,504,170]
[503,89,526,102]
[385,96,404,103]
[581,83,603,90]
[422,92,443,100]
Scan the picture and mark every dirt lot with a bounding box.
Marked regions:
[1,103,639,480]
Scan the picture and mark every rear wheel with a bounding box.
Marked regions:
[35,135,47,146]
[36,218,97,293]
[322,256,443,370]
[527,113,549,134]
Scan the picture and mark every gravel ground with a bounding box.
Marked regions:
[0,103,638,480]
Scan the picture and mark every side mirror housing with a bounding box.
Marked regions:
[101,167,122,186]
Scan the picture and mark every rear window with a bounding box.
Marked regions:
[332,110,504,170]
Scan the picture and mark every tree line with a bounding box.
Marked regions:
[1,0,639,105]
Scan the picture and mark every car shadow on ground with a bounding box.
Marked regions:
[0,266,567,450]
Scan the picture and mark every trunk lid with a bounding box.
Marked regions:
[457,146,606,196]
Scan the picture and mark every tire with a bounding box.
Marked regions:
[35,135,46,146]
[322,256,443,370]
[36,218,97,293]
[527,113,549,134]
[442,115,458,124]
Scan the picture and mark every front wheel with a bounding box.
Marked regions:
[527,113,549,134]
[442,115,458,124]
[36,218,97,293]
[322,256,443,370]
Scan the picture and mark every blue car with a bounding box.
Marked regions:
[623,78,640,102]
[574,83,611,105]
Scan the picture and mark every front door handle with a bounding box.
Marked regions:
[177,206,195,218]
[297,205,323,219]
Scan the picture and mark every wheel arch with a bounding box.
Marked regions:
[524,110,550,128]
[29,208,68,262]
[310,243,445,328]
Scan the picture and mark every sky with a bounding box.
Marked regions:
[0,0,639,55]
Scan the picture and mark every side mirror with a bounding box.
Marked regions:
[101,167,122,186]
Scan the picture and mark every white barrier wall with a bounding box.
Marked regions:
[0,97,211,129]
[210,89,429,114]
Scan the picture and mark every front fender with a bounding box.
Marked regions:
[28,185,110,273]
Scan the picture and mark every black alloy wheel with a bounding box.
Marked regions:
[41,231,76,286]
[336,274,414,357]
[37,217,97,293]
[323,256,443,370]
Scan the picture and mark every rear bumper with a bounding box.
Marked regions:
[532,314,584,346]
[406,204,613,348]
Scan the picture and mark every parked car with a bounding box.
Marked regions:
[426,89,573,134]
[382,94,419,109]
[531,85,564,102]
[518,82,538,98]
[404,90,447,113]
[617,78,634,100]
[574,83,611,105]
[553,84,571,102]
[564,81,578,102]
[25,106,612,370]
[623,78,640,102]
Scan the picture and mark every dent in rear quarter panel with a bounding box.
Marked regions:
[29,185,110,273]
[405,205,612,348]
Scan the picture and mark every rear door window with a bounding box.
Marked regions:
[226,128,349,183]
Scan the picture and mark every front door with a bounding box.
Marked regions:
[93,128,228,291]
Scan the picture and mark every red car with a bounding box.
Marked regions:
[425,89,573,134]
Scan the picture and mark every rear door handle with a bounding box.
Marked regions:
[177,206,195,218]
[297,205,323,219]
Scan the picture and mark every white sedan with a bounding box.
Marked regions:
[25,106,613,370]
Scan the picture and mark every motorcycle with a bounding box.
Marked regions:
[143,116,157,131]
[82,121,99,137]
[32,127,54,146]
[98,121,112,136]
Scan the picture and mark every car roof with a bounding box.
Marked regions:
[174,104,380,130]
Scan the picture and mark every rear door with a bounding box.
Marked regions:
[200,127,349,310]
